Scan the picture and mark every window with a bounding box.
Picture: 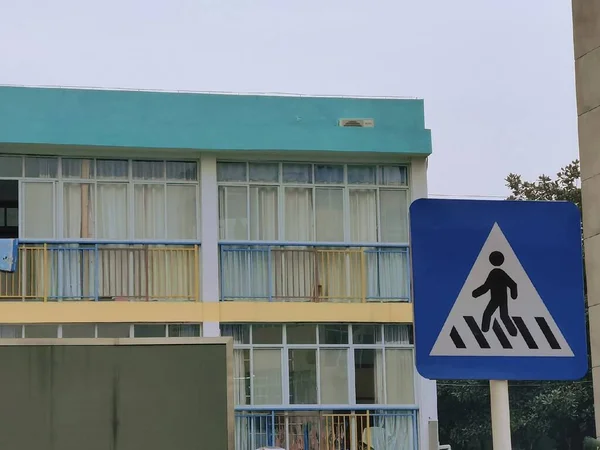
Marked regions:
[0,323,202,338]
[222,323,414,406]
[217,162,409,243]
[0,156,200,240]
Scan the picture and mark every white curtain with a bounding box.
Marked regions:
[61,183,94,300]
[358,189,408,301]
[253,349,283,405]
[277,188,314,301]
[166,185,197,240]
[284,187,313,241]
[319,349,348,404]
[22,182,54,299]
[134,184,165,239]
[371,325,415,450]
[97,183,129,299]
[371,413,414,450]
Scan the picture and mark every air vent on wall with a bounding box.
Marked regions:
[338,118,375,128]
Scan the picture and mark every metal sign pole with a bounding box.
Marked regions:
[490,380,512,449]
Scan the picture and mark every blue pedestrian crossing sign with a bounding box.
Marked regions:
[410,199,588,380]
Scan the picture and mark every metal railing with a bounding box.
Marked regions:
[234,408,418,450]
[220,242,410,303]
[0,241,201,302]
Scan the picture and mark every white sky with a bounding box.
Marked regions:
[0,0,579,197]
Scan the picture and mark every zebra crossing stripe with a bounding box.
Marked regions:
[463,316,490,349]
[513,316,538,349]
[450,316,564,351]
[450,327,466,349]
[492,320,512,349]
[535,317,561,350]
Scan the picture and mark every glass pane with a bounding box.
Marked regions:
[385,349,415,404]
[97,183,128,240]
[284,187,313,241]
[249,163,279,182]
[134,184,166,239]
[354,348,383,404]
[0,209,5,226]
[380,189,408,242]
[62,324,95,338]
[97,160,128,179]
[384,324,413,345]
[25,157,58,178]
[134,324,166,337]
[252,324,282,344]
[6,208,17,227]
[0,156,22,177]
[315,188,343,242]
[315,165,343,184]
[0,325,22,338]
[97,323,130,338]
[62,159,94,179]
[349,189,377,242]
[168,324,201,337]
[289,349,317,404]
[348,165,376,185]
[167,161,197,181]
[23,182,54,238]
[320,349,348,404]
[319,324,348,344]
[133,160,164,180]
[352,325,381,344]
[167,185,197,239]
[218,186,248,240]
[253,349,283,405]
[221,324,250,344]
[63,183,95,238]
[379,166,408,186]
[286,324,316,344]
[217,162,246,182]
[24,324,58,338]
[249,186,278,240]
[233,349,251,405]
[282,163,312,184]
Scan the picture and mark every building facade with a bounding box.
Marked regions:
[0,85,436,450]
[573,0,600,435]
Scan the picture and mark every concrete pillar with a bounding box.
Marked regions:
[200,153,220,337]
[411,157,439,450]
[573,0,600,434]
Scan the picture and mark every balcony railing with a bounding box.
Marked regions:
[0,241,201,302]
[235,408,418,450]
[220,242,410,303]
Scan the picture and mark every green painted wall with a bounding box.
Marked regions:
[0,86,432,155]
[0,343,230,450]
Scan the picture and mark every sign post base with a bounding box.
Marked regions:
[490,380,512,449]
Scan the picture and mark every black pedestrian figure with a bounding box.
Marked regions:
[472,251,518,336]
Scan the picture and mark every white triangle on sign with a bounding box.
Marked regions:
[430,222,573,357]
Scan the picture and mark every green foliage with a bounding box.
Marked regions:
[438,160,594,450]
[505,160,581,208]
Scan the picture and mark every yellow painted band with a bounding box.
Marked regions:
[0,302,413,324]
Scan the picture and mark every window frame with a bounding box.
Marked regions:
[222,323,416,407]
[0,156,201,241]
[0,323,203,338]
[217,161,410,244]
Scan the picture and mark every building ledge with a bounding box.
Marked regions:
[0,301,413,324]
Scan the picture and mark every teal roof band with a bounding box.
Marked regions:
[0,86,432,155]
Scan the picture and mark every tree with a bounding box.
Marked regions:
[438,160,594,450]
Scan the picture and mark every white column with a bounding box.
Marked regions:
[411,156,438,450]
[490,380,512,449]
[200,153,220,337]
[410,157,428,202]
